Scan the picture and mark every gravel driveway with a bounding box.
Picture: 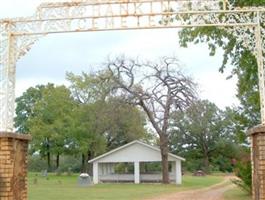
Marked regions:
[146,177,235,200]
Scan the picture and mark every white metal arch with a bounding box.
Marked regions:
[0,0,265,131]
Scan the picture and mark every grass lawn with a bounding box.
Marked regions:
[28,173,223,200]
[224,187,251,200]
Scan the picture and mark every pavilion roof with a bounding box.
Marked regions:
[88,140,185,163]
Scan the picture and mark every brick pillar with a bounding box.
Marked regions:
[0,132,31,200]
[248,125,265,200]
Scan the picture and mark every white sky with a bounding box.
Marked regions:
[0,0,239,109]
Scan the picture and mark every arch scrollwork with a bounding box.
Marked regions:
[0,0,265,131]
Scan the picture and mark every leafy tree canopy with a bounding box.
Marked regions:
[170,100,243,172]
[178,0,265,140]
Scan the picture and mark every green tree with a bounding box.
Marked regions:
[101,98,147,150]
[178,0,265,140]
[71,102,106,172]
[15,85,45,133]
[67,71,147,172]
[66,70,116,104]
[170,100,239,173]
[176,3,264,187]
[27,84,76,170]
[75,99,147,172]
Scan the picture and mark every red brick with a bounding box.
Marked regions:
[0,132,31,200]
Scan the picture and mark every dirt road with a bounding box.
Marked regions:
[147,177,235,200]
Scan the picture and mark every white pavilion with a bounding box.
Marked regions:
[88,140,185,184]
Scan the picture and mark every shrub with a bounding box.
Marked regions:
[28,155,82,173]
[211,155,234,172]
[232,154,252,194]
[58,156,81,173]
[28,155,47,172]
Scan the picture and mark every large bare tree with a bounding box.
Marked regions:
[106,56,197,184]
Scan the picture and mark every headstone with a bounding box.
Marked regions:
[78,173,92,186]
[193,170,206,176]
[41,170,48,177]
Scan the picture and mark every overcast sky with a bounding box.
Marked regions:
[0,0,239,109]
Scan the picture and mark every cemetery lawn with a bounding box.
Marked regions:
[28,173,223,200]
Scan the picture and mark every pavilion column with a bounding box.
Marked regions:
[175,160,182,184]
[134,161,140,184]
[93,162,99,184]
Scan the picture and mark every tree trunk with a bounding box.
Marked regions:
[81,153,86,173]
[56,153,60,170]
[87,151,93,175]
[47,151,51,171]
[160,135,170,184]
[46,137,51,171]
[203,153,210,173]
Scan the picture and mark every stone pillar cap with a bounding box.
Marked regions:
[247,124,265,136]
[0,132,32,140]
